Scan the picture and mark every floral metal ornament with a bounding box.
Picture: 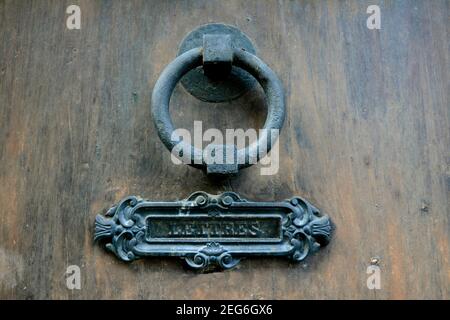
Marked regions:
[94,192,332,271]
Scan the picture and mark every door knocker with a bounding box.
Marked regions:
[152,23,285,175]
[94,24,333,271]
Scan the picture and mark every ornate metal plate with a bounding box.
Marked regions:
[94,192,332,270]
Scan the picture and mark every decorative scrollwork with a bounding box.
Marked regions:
[94,192,332,270]
[185,242,241,270]
[94,196,145,262]
[283,197,332,261]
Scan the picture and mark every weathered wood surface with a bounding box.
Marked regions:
[0,0,448,299]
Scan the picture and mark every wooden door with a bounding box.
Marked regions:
[0,0,448,299]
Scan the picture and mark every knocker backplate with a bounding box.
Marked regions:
[94,192,332,271]
[178,23,257,102]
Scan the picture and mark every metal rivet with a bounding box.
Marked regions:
[370,257,380,265]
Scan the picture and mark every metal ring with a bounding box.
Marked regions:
[151,47,285,172]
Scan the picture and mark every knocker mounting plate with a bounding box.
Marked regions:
[178,23,257,102]
[94,192,332,271]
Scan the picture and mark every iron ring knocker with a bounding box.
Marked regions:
[151,31,285,175]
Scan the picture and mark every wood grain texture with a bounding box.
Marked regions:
[0,0,448,299]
